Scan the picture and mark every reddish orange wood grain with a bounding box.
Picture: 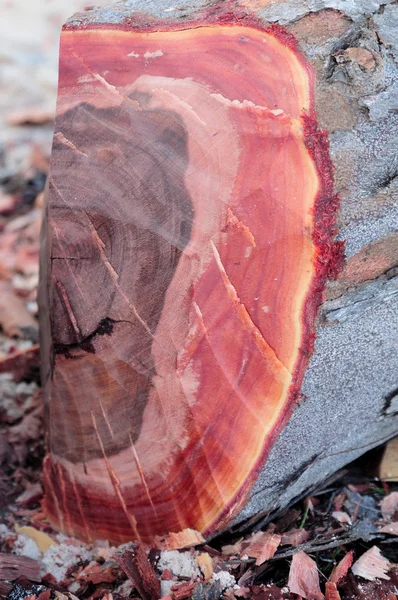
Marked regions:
[40,7,341,543]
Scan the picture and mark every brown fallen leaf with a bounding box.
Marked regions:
[243,532,281,565]
[351,546,391,581]
[287,551,323,599]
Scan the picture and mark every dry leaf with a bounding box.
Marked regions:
[351,546,391,581]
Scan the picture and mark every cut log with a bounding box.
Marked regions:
[39,0,398,543]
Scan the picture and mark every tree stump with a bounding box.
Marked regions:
[39,0,398,544]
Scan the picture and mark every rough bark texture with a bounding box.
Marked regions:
[40,0,398,542]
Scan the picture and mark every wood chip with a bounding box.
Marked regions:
[78,561,118,584]
[280,528,310,547]
[0,552,41,582]
[15,484,43,508]
[351,546,391,581]
[379,522,398,534]
[325,581,341,600]
[222,539,243,555]
[330,550,354,584]
[171,582,195,600]
[243,532,281,565]
[115,543,160,600]
[197,553,213,580]
[379,438,398,482]
[156,528,205,550]
[332,511,352,525]
[287,551,323,599]
[380,491,398,520]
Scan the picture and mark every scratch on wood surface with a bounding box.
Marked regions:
[99,399,115,440]
[72,51,142,111]
[91,411,141,540]
[57,462,72,536]
[210,240,290,375]
[70,472,92,542]
[49,207,89,303]
[54,131,88,157]
[129,435,157,515]
[226,206,256,247]
[45,462,64,530]
[192,301,265,428]
[54,279,81,338]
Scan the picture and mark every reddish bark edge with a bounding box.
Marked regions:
[203,113,344,537]
[45,2,344,540]
[64,3,316,118]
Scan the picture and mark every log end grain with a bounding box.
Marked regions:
[40,3,341,543]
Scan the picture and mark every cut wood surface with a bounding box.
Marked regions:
[39,0,398,544]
